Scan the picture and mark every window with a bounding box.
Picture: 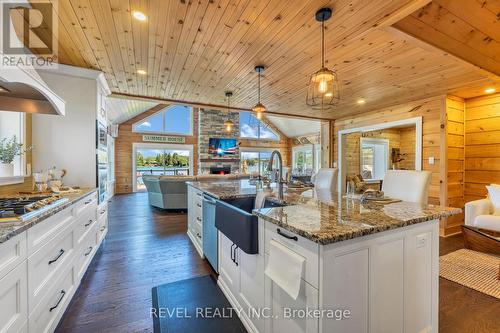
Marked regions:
[135,145,192,191]
[240,149,273,175]
[239,112,279,140]
[292,145,316,175]
[360,138,388,180]
[0,111,27,181]
[133,105,193,135]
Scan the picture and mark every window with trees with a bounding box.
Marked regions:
[133,105,193,135]
[240,150,273,175]
[239,112,279,140]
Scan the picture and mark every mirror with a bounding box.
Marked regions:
[344,124,417,192]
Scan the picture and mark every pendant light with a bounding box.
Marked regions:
[306,8,340,110]
[252,65,266,119]
[223,91,234,133]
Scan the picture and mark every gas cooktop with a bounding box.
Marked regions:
[0,195,69,222]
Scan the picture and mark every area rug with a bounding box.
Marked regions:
[151,275,246,333]
[440,249,500,299]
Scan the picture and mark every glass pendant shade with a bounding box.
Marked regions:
[253,66,266,118]
[224,91,234,132]
[224,119,234,132]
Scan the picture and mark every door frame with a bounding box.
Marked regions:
[132,142,194,192]
[337,116,422,193]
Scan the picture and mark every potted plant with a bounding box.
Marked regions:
[0,136,30,177]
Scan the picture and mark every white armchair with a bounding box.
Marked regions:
[465,198,500,232]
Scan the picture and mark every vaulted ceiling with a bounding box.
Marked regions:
[25,0,500,120]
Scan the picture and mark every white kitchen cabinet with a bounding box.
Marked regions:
[187,185,203,257]
[264,262,319,333]
[0,190,108,333]
[0,232,26,281]
[0,261,28,333]
[218,232,240,302]
[27,222,76,311]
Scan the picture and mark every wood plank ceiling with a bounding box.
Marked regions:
[28,0,500,121]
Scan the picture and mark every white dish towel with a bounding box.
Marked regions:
[265,239,305,300]
[254,188,273,209]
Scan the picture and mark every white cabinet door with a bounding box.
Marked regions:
[0,261,27,333]
[218,233,240,302]
[239,250,265,332]
[264,255,319,333]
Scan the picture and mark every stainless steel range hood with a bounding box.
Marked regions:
[0,61,65,115]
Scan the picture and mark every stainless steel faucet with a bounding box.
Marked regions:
[266,150,284,201]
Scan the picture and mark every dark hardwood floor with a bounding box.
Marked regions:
[56,192,213,333]
[57,192,500,333]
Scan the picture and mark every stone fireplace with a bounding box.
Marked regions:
[198,108,240,174]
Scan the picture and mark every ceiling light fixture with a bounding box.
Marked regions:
[252,65,266,120]
[136,69,147,75]
[224,91,235,133]
[485,87,496,94]
[132,11,147,21]
[306,7,340,110]
[357,98,365,105]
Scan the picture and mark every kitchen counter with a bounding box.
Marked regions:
[0,188,97,243]
[188,180,461,245]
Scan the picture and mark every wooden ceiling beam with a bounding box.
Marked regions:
[392,2,500,77]
[109,92,332,121]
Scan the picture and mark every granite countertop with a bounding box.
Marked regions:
[189,180,462,245]
[0,188,98,244]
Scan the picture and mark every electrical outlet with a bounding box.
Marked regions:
[416,234,427,248]
[428,157,435,165]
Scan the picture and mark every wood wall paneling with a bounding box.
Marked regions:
[464,93,500,203]
[442,96,465,236]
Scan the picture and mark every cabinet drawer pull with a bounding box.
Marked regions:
[49,290,66,312]
[196,232,202,239]
[196,217,201,222]
[99,209,106,214]
[84,219,93,227]
[196,203,202,208]
[277,228,298,241]
[100,226,106,232]
[85,247,93,256]
[48,249,65,265]
[84,199,92,205]
[196,192,202,197]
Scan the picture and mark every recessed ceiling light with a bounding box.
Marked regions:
[132,11,147,21]
[357,99,365,105]
[485,87,496,94]
[136,69,147,75]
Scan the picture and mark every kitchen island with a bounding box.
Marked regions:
[187,180,460,333]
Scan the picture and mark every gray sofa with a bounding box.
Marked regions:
[142,174,249,210]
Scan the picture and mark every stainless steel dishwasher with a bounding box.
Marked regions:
[202,194,218,273]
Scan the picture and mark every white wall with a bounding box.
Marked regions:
[32,72,97,187]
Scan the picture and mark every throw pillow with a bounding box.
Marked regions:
[486,185,500,216]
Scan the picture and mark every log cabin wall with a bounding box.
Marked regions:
[333,95,447,211]
[443,96,465,236]
[464,93,500,203]
[399,127,416,170]
[114,105,199,194]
